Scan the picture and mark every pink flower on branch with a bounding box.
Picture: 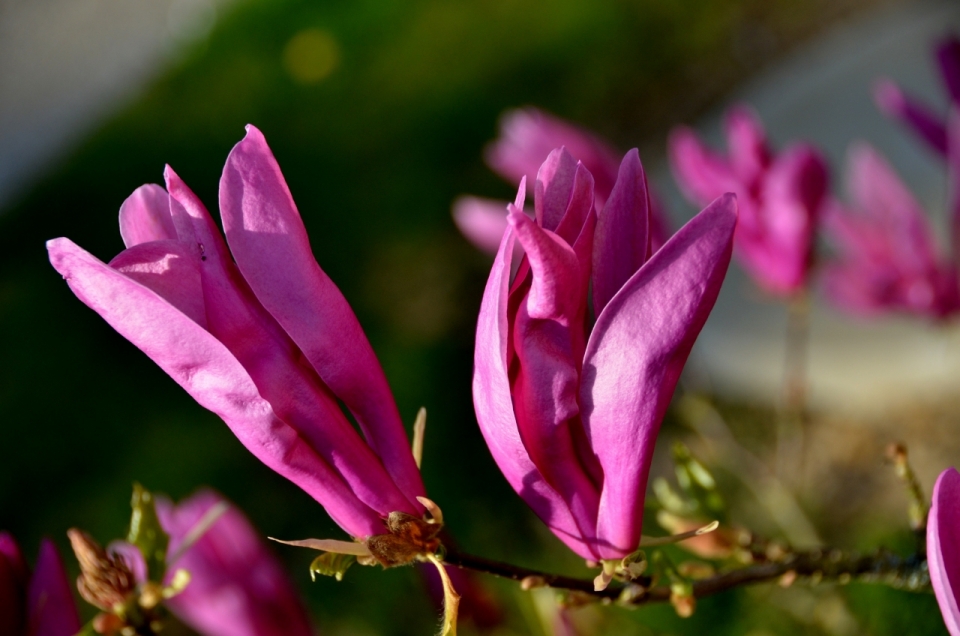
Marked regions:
[0,533,80,636]
[875,35,960,157]
[821,143,960,319]
[157,490,315,636]
[47,126,426,541]
[669,105,828,295]
[473,147,736,561]
[454,108,671,255]
[928,467,960,635]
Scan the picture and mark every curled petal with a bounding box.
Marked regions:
[119,184,177,248]
[582,194,736,558]
[472,228,597,559]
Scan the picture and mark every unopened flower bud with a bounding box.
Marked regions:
[67,528,136,612]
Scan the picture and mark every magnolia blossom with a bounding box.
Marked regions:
[0,533,80,636]
[669,104,828,295]
[454,108,670,254]
[473,147,736,560]
[821,143,960,318]
[48,126,426,540]
[875,35,960,156]
[928,467,960,635]
[158,490,315,636]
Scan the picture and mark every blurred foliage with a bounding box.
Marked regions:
[0,0,939,633]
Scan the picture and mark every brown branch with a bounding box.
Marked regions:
[443,546,930,607]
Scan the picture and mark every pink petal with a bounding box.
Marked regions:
[220,126,425,508]
[109,240,208,329]
[874,79,948,155]
[744,144,826,294]
[534,148,580,232]
[508,210,601,547]
[485,108,622,203]
[452,196,511,254]
[847,143,939,275]
[472,228,598,560]
[107,541,148,584]
[592,149,651,317]
[47,238,384,538]
[27,539,80,636]
[724,105,771,183]
[937,36,960,105]
[159,490,315,636]
[581,194,736,558]
[929,468,960,636]
[165,165,415,519]
[119,184,177,248]
[668,127,739,207]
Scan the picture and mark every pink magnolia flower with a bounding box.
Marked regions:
[821,143,960,318]
[0,533,80,636]
[473,147,736,560]
[157,489,315,636]
[47,125,426,540]
[454,108,671,254]
[928,467,960,635]
[875,36,960,156]
[669,104,828,295]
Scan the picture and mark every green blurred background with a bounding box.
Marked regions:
[0,0,947,633]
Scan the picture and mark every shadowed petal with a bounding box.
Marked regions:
[472,228,598,559]
[119,184,177,248]
[929,468,960,636]
[159,490,315,636]
[47,238,384,538]
[937,37,960,104]
[874,79,948,155]
[27,539,81,636]
[582,194,736,558]
[220,126,425,508]
[593,149,651,316]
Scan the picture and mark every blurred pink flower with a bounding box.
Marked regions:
[157,489,315,636]
[669,104,828,295]
[454,108,671,254]
[0,533,80,636]
[875,35,960,156]
[473,147,736,560]
[928,467,960,635]
[48,126,426,540]
[821,143,960,318]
